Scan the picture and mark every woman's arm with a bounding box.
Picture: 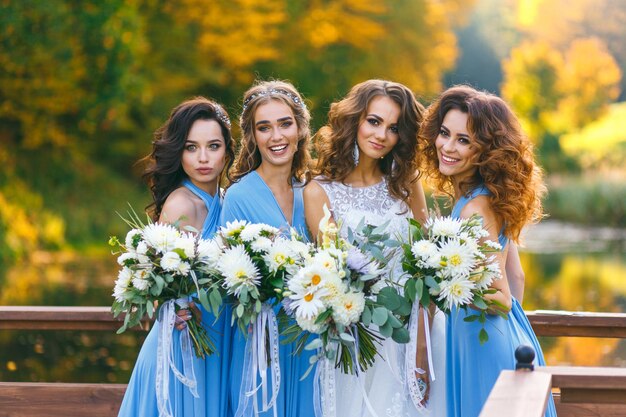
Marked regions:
[461,196,512,313]
[303,181,334,241]
[505,243,525,303]
[408,173,428,225]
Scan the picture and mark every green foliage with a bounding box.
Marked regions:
[544,176,626,227]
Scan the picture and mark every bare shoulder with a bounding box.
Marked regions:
[160,187,200,225]
[461,195,500,231]
[303,180,329,203]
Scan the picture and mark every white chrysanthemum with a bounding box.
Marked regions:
[484,239,502,251]
[222,220,249,237]
[346,247,370,274]
[132,276,151,291]
[263,240,294,273]
[239,223,265,242]
[296,314,327,334]
[218,245,260,296]
[112,282,129,302]
[288,240,311,259]
[250,236,273,253]
[161,251,181,272]
[135,241,148,255]
[411,239,438,261]
[438,275,475,310]
[197,238,223,266]
[117,252,137,266]
[473,260,501,289]
[175,234,196,259]
[332,291,365,326]
[428,217,463,239]
[290,287,329,320]
[125,228,143,249]
[438,239,476,278]
[117,267,133,287]
[142,223,180,254]
[177,261,191,276]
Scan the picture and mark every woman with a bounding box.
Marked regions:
[304,79,446,417]
[418,85,557,417]
[220,80,316,417]
[118,97,235,417]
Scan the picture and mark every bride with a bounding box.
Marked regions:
[304,79,446,417]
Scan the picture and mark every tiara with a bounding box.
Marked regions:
[214,105,231,129]
[242,88,307,112]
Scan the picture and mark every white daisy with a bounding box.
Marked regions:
[263,240,294,273]
[438,275,475,310]
[218,245,260,296]
[142,223,180,254]
[312,250,339,272]
[290,287,329,320]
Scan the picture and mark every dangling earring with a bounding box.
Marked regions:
[353,141,360,166]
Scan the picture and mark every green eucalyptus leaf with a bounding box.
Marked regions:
[391,327,410,344]
[372,307,388,326]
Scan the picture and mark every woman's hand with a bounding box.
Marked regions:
[174,301,201,330]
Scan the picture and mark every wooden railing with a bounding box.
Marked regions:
[1,307,626,417]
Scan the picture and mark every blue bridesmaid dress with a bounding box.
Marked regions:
[445,186,557,417]
[220,171,316,417]
[118,179,232,417]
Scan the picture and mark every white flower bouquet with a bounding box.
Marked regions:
[205,220,310,416]
[109,214,223,358]
[282,206,410,376]
[401,214,504,344]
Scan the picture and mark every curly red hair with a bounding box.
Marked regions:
[312,79,424,204]
[418,85,546,242]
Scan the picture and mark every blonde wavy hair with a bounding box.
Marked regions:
[312,79,424,204]
[229,80,311,186]
[418,85,546,242]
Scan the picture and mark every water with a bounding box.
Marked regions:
[0,220,625,382]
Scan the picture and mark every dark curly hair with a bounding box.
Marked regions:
[141,97,234,220]
[418,85,546,242]
[312,79,424,204]
[229,80,311,186]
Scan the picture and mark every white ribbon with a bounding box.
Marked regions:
[235,304,281,417]
[405,301,435,410]
[156,297,199,417]
[314,348,336,417]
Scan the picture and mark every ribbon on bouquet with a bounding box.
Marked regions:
[235,303,281,417]
[405,301,435,410]
[156,297,199,417]
[314,328,380,417]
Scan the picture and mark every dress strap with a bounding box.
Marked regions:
[452,185,508,249]
[182,179,221,238]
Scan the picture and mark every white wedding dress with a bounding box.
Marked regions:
[315,177,447,417]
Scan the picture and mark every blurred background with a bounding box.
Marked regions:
[1,0,625,383]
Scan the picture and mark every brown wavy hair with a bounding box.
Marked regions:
[418,85,546,242]
[141,97,234,220]
[229,80,312,186]
[312,79,424,204]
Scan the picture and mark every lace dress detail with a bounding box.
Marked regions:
[315,177,446,417]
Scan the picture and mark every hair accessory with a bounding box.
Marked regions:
[214,105,231,129]
[242,88,307,112]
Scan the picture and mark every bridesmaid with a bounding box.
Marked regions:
[304,79,445,416]
[418,85,557,417]
[220,80,316,417]
[118,97,235,417]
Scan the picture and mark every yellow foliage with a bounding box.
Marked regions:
[560,102,626,168]
[0,193,39,256]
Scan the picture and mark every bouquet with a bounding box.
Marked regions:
[282,205,411,376]
[109,213,223,358]
[401,214,504,343]
[205,220,310,416]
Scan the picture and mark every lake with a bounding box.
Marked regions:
[1,220,625,382]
